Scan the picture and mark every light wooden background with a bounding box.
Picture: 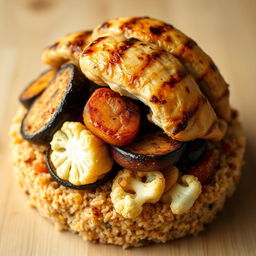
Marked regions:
[0,0,256,255]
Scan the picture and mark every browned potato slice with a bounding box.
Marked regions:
[83,88,141,146]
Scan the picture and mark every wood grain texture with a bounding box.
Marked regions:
[0,0,255,255]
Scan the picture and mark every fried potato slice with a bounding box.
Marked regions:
[83,88,140,146]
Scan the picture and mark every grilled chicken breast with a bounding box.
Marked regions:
[42,30,92,67]
[80,35,227,141]
[92,17,230,121]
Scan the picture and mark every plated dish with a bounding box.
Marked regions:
[10,16,245,248]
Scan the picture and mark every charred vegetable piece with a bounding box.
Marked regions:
[83,88,140,146]
[185,151,217,184]
[47,150,118,190]
[177,139,206,169]
[21,64,90,144]
[19,68,57,108]
[111,127,186,172]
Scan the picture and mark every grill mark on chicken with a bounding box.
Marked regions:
[70,34,89,54]
[163,70,187,88]
[106,37,160,68]
[82,36,107,55]
[150,95,167,104]
[128,50,163,85]
[121,17,174,36]
[63,31,92,54]
[71,39,85,54]
[124,37,139,46]
[198,61,220,82]
[165,35,172,42]
[107,38,140,65]
[90,36,107,47]
[149,24,172,35]
[82,48,94,55]
[109,51,123,65]
[46,30,92,55]
[178,39,198,56]
[74,30,92,38]
[173,96,206,135]
[184,39,197,49]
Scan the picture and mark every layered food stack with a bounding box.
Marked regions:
[10,17,245,248]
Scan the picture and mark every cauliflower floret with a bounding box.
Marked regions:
[161,175,202,215]
[50,121,113,185]
[110,169,165,219]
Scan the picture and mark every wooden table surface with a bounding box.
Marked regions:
[1,0,256,255]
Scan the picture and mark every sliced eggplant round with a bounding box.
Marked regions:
[21,64,90,144]
[176,139,206,170]
[19,68,57,108]
[111,127,186,172]
[46,149,119,190]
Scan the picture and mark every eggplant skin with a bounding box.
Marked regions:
[111,143,186,172]
[19,68,57,109]
[20,64,90,144]
[46,149,119,190]
[176,139,207,170]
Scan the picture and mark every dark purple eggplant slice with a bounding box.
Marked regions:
[176,139,207,170]
[111,127,186,172]
[46,149,119,190]
[20,64,90,144]
[19,68,58,108]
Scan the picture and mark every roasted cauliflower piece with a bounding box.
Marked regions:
[50,122,113,185]
[111,169,165,219]
[161,175,202,215]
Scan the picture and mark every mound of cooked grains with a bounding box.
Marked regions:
[10,107,245,248]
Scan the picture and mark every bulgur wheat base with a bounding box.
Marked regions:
[10,107,245,248]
